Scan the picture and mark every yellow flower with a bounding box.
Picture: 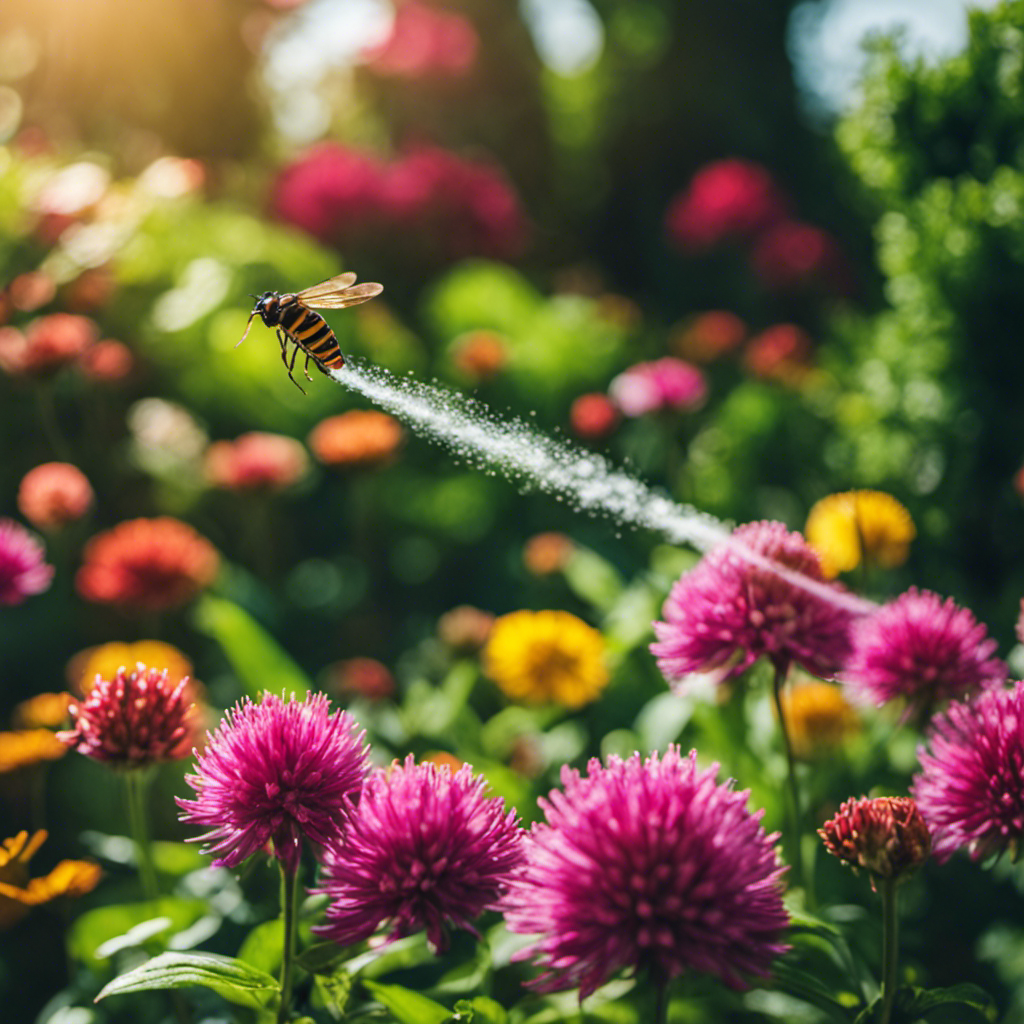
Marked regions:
[0,730,67,773]
[805,490,915,579]
[67,640,193,695]
[779,678,860,760]
[0,830,101,929]
[11,692,71,729]
[484,610,609,708]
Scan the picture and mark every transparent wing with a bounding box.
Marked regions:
[296,273,384,310]
[296,272,357,301]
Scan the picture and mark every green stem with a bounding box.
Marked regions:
[880,877,900,1024]
[34,383,72,461]
[653,975,669,1024]
[771,662,808,899]
[125,771,159,901]
[277,859,300,1024]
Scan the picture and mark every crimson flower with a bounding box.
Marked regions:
[503,747,789,997]
[313,756,522,952]
[58,664,197,769]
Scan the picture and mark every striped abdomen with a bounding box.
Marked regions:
[278,298,344,370]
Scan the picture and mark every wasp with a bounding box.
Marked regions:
[235,272,383,393]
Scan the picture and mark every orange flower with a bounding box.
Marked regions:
[422,751,463,772]
[327,657,396,702]
[743,323,813,385]
[308,410,403,467]
[0,830,101,929]
[17,462,94,531]
[0,730,67,772]
[8,271,56,312]
[11,692,71,729]
[523,532,574,576]
[205,432,309,492]
[77,339,134,382]
[68,640,193,695]
[672,310,747,362]
[437,605,495,653]
[450,331,508,381]
[76,517,219,612]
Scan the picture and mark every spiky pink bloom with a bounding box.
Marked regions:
[651,520,857,689]
[177,692,370,874]
[0,518,54,606]
[843,588,1005,713]
[912,681,1024,862]
[58,663,198,769]
[504,747,788,998]
[313,755,522,952]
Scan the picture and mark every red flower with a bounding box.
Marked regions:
[0,314,97,377]
[327,657,396,702]
[17,462,94,531]
[743,323,814,384]
[665,159,788,251]
[76,517,219,612]
[820,796,931,888]
[750,220,851,294]
[364,0,478,79]
[272,143,385,245]
[58,664,198,769]
[672,310,747,362]
[382,146,527,259]
[205,432,309,493]
[569,393,619,440]
[77,339,134,383]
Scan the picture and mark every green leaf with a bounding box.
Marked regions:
[312,969,353,1021]
[362,980,451,1024]
[899,983,998,1023]
[562,548,624,612]
[237,919,284,977]
[295,941,350,976]
[194,594,313,698]
[95,951,279,1010]
[68,898,208,972]
[457,996,507,1023]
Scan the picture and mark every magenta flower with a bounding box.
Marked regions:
[58,663,198,769]
[313,755,522,953]
[0,518,54,606]
[749,220,851,295]
[664,159,788,251]
[651,520,857,688]
[503,747,789,997]
[177,692,370,874]
[912,681,1024,862]
[608,358,707,417]
[843,588,1005,714]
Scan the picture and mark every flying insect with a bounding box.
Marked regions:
[236,272,383,393]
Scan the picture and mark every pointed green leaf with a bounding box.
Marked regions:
[194,594,313,698]
[362,980,450,1024]
[95,951,279,1010]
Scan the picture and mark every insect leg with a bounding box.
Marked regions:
[277,330,306,394]
[302,352,315,382]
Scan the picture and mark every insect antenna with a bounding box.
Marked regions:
[235,311,258,349]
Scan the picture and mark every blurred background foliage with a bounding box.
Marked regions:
[3,0,1024,1021]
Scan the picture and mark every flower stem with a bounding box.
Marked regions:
[653,975,669,1024]
[880,877,900,1024]
[771,662,808,899]
[34,382,72,461]
[277,859,300,1024]
[125,770,159,900]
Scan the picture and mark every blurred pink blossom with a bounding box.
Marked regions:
[608,357,707,417]
[364,1,478,79]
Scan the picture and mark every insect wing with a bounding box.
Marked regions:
[298,281,384,310]
[295,272,357,303]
